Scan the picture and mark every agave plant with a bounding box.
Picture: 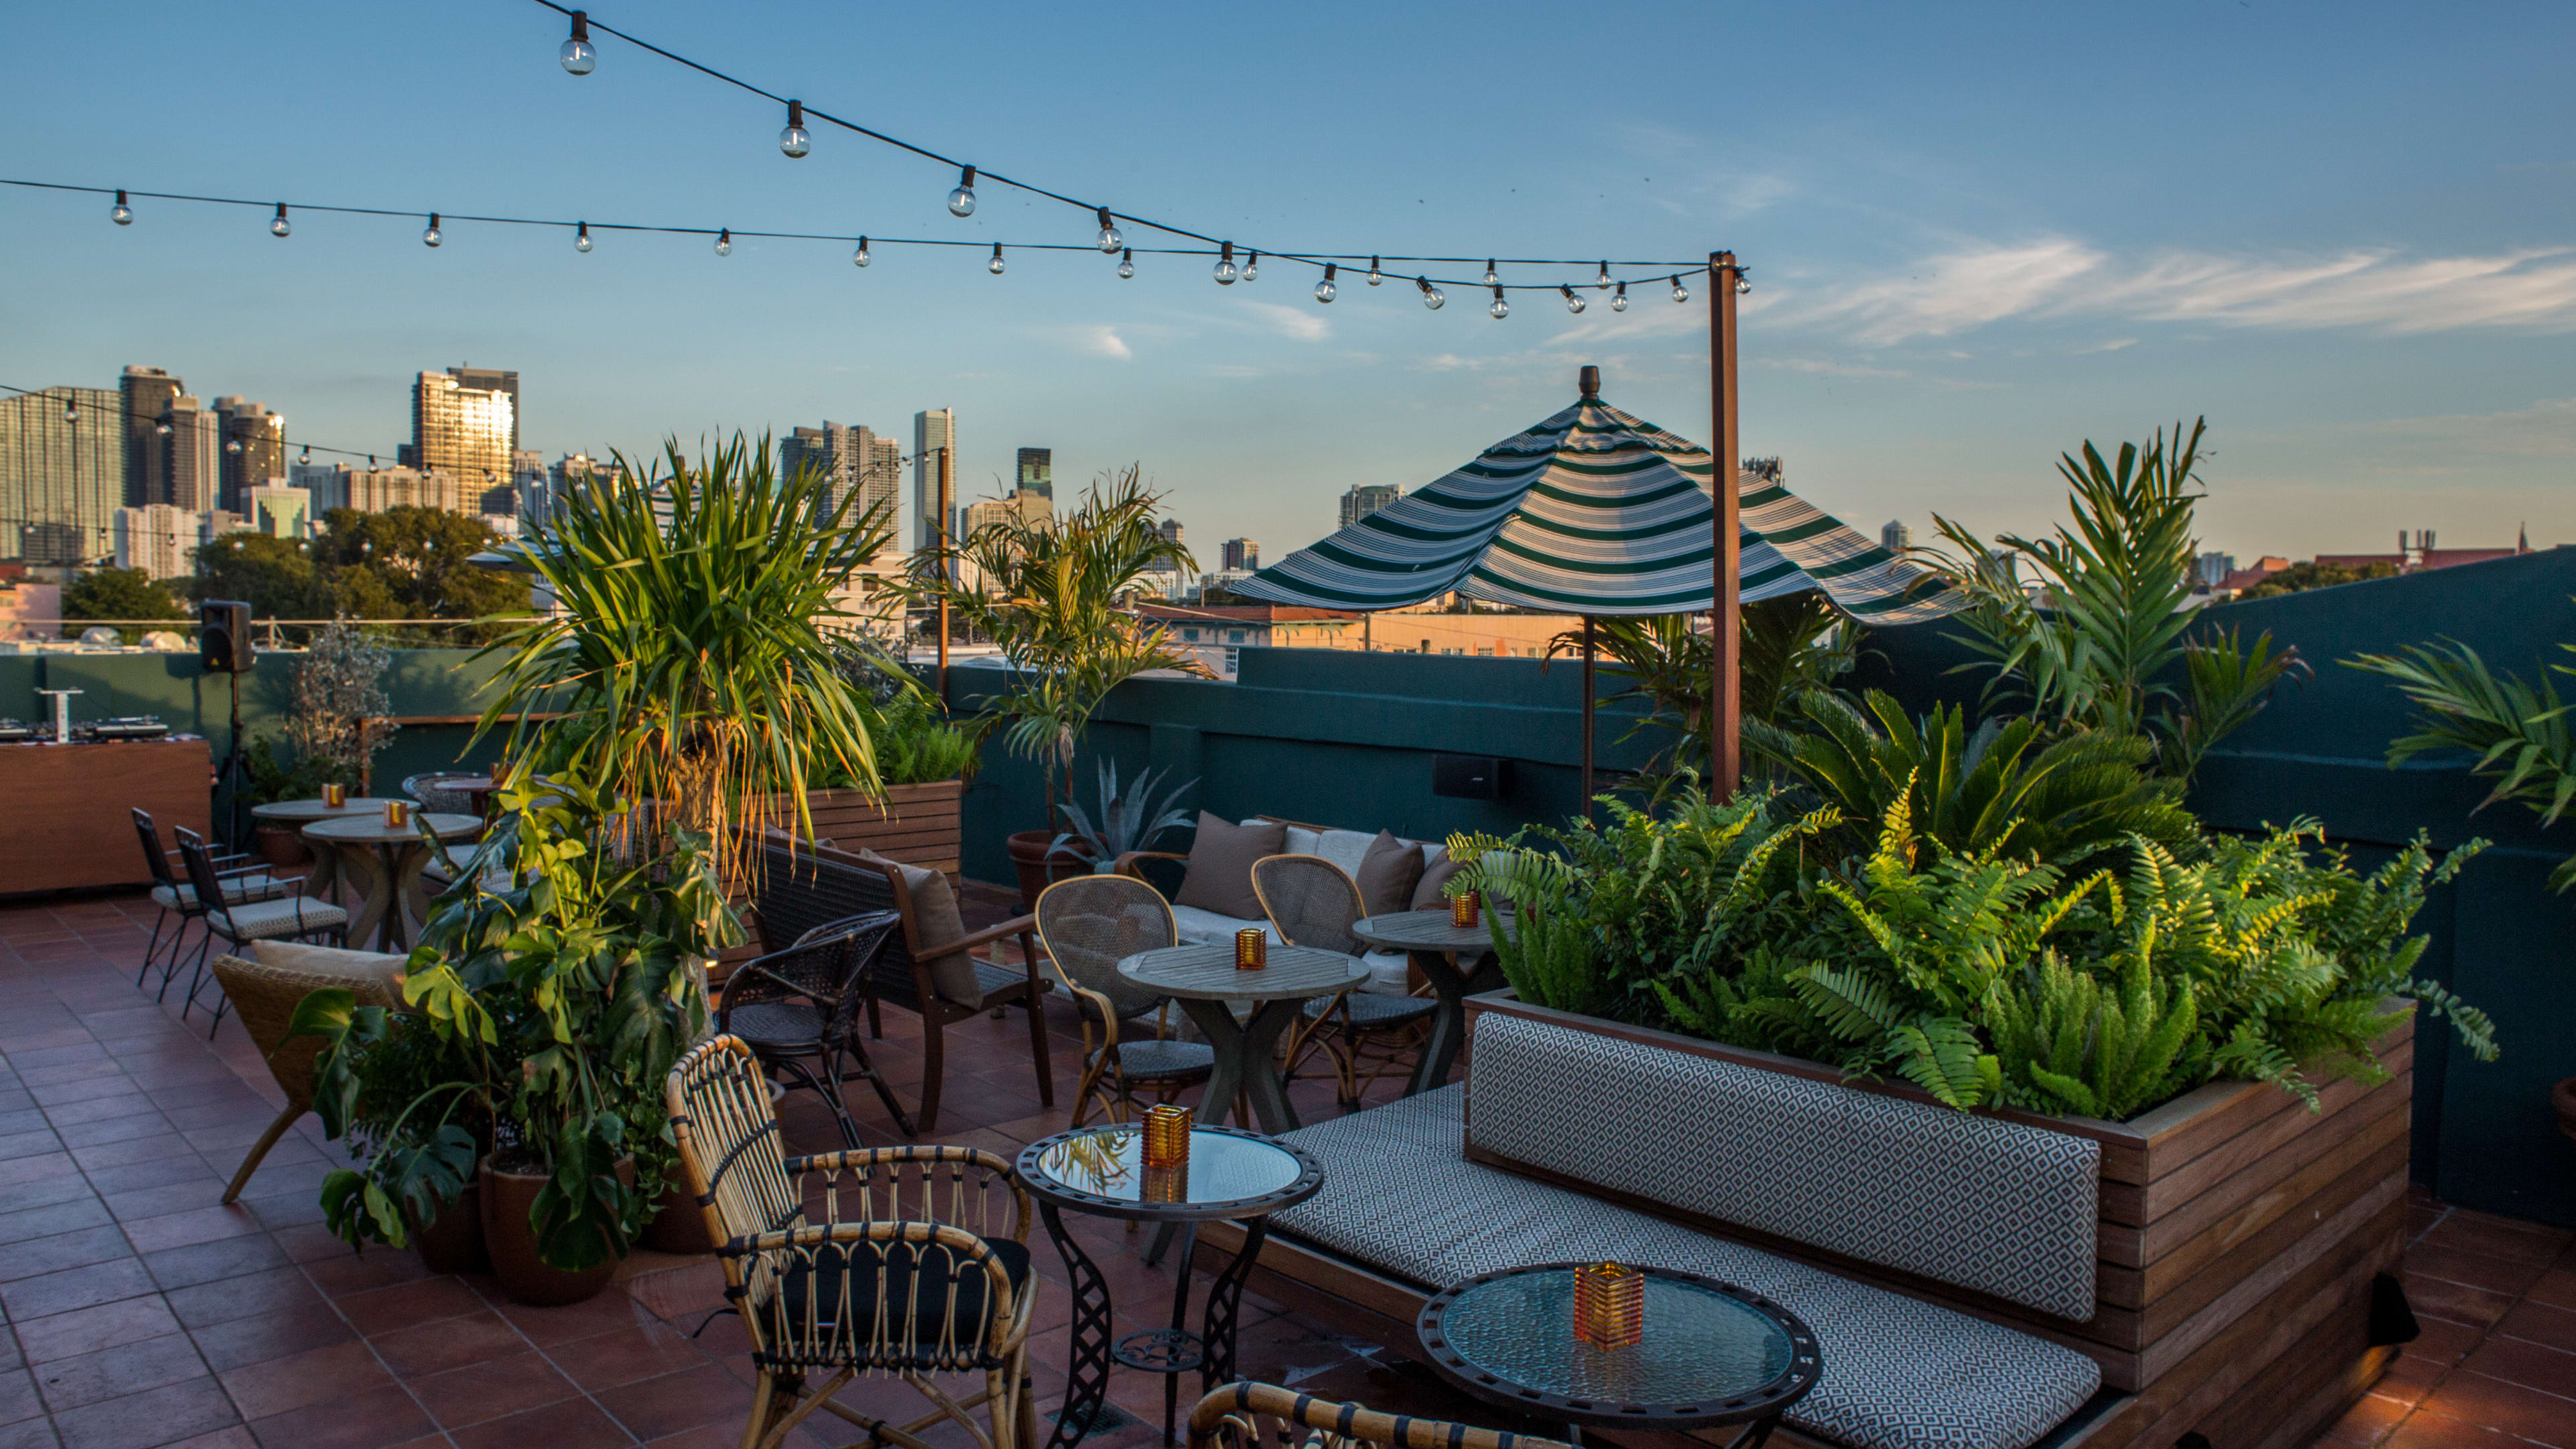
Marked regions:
[1050,759,1196,868]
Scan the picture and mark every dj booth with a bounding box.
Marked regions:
[0,735,212,896]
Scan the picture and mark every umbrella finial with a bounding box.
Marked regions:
[1579,364,1600,398]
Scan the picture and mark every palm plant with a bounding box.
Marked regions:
[2349,633,2576,890]
[472,433,894,885]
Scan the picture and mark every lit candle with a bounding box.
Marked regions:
[383,800,410,828]
[1143,1104,1191,1169]
[321,783,346,809]
[1234,928,1267,970]
[1574,1262,1644,1350]
[1450,890,1481,928]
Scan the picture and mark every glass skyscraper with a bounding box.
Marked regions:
[120,366,182,507]
[1015,447,1052,500]
[214,396,286,514]
[408,367,518,498]
[0,386,125,564]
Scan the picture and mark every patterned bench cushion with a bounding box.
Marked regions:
[1466,1012,2100,1320]
[1273,1087,2102,1449]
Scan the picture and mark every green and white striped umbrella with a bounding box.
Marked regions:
[1234,395,1957,622]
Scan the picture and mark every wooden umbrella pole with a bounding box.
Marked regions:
[936,444,953,705]
[1709,251,1743,800]
[1580,614,1597,822]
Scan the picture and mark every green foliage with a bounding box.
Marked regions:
[189,508,529,639]
[61,568,184,641]
[2237,559,2398,600]
[297,761,736,1268]
[824,690,982,788]
[2349,633,2576,890]
[1053,759,1195,865]
[240,734,354,808]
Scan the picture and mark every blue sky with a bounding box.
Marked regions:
[5,0,2572,562]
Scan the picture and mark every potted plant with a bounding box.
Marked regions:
[911,468,1208,906]
[1049,759,1195,874]
[290,761,733,1303]
[790,684,985,877]
[286,619,399,795]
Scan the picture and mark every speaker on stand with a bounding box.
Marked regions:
[199,601,254,849]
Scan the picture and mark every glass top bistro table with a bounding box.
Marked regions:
[1348,908,1507,1095]
[301,812,482,953]
[1017,1123,1324,1448]
[1116,943,1368,1134]
[1416,1264,1821,1448]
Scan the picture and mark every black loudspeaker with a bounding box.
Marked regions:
[1432,753,1509,800]
[199,600,253,674]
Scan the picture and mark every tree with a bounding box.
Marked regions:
[61,568,184,642]
[2237,559,2398,600]
[189,509,533,641]
[191,533,321,619]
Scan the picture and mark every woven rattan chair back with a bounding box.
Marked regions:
[1034,873,1175,1021]
[667,1036,804,1245]
[133,809,182,893]
[1250,855,1365,957]
[1189,1383,1571,1449]
[402,771,480,814]
[209,947,402,1204]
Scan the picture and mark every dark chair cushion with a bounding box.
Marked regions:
[774,1235,1032,1361]
[1173,814,1284,920]
[1115,1037,1216,1081]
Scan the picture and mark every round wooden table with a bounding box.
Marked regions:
[301,812,481,953]
[1350,908,1506,1095]
[251,797,398,905]
[1117,943,1367,1136]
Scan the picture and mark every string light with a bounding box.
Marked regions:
[575,220,592,251]
[1214,241,1238,285]
[111,189,131,225]
[1095,207,1122,254]
[1561,283,1585,315]
[226,439,243,455]
[1243,249,1259,282]
[853,235,870,266]
[714,227,732,256]
[270,203,290,238]
[1595,262,1609,290]
[947,166,977,217]
[1671,274,1689,303]
[1417,276,1444,311]
[1489,284,1508,320]
[989,241,1004,274]
[1613,281,1628,311]
[1483,259,1498,286]
[779,101,810,158]
[1368,256,1383,286]
[559,9,596,74]
[1735,272,1752,297]
[155,421,170,436]
[62,400,78,424]
[1118,247,1134,279]
[423,212,442,248]
[1314,263,1337,303]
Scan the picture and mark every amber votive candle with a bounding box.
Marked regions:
[321,783,346,808]
[1234,928,1267,970]
[1142,1104,1191,1169]
[1142,1163,1189,1204]
[1450,890,1481,928]
[1574,1262,1644,1350]
[383,800,410,828]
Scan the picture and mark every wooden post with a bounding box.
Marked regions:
[1709,251,1742,800]
[935,445,953,704]
[1580,614,1597,822]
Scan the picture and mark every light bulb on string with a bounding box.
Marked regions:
[270,203,290,238]
[560,9,596,74]
[111,189,131,226]
[1613,281,1628,311]
[1595,262,1610,290]
[155,421,170,437]
[62,400,78,424]
[780,100,810,158]
[1670,275,1690,303]
[1735,272,1752,297]
[989,242,1006,274]
[422,213,441,248]
[1561,284,1585,315]
[1243,250,1259,282]
[714,227,733,257]
[1484,259,1499,286]
[853,236,871,267]
[1095,207,1122,254]
[1213,241,1238,285]
[1417,276,1444,311]
[1118,248,1134,280]
[1367,256,1383,286]
[575,221,592,252]
[1489,284,1509,320]
[1314,263,1337,303]
[948,166,977,217]
[225,439,242,455]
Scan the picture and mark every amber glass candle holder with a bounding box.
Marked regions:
[1142,1104,1191,1169]
[1573,1262,1644,1350]
[383,800,410,828]
[1450,890,1481,928]
[1142,1163,1189,1203]
[321,783,346,808]
[1234,928,1267,970]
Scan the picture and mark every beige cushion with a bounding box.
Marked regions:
[250,938,408,991]
[1175,813,1283,921]
[1354,830,1426,917]
[1411,852,1470,912]
[855,848,985,1009]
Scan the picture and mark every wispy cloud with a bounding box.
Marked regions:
[1238,301,1330,342]
[1758,357,1909,379]
[2371,396,2576,458]
[1075,326,1132,360]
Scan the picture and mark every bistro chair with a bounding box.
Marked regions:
[171,827,351,1034]
[666,1036,1037,1449]
[208,940,407,1203]
[401,771,484,816]
[1032,874,1216,1126]
[1250,854,1437,1110]
[131,808,296,998]
[1189,1382,1570,1449]
[716,910,917,1142]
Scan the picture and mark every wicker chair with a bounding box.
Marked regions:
[717,910,916,1142]
[209,941,407,1203]
[1032,875,1216,1126]
[401,771,484,816]
[131,808,296,998]
[1250,855,1436,1110]
[667,1036,1037,1449]
[1189,1383,1571,1449]
[172,828,352,1032]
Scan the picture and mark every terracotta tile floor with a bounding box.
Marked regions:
[0,884,2567,1449]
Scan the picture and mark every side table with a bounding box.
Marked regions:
[1349,908,1506,1094]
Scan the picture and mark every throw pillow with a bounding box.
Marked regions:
[856,849,986,1008]
[1411,851,1470,912]
[1354,830,1426,917]
[1173,812,1285,920]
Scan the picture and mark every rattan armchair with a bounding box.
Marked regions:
[209,941,407,1203]
[1189,1382,1570,1449]
[1250,854,1436,1110]
[1032,875,1216,1125]
[667,1036,1038,1449]
[716,910,916,1142]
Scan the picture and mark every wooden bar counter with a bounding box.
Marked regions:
[0,739,211,896]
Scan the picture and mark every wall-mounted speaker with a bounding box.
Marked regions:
[1432,753,1509,800]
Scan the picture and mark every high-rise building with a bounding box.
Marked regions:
[1015,447,1052,500]
[1880,519,1912,553]
[1222,538,1259,571]
[213,396,285,513]
[959,490,1053,537]
[345,466,462,515]
[164,396,221,514]
[120,366,182,507]
[782,422,905,554]
[246,485,311,539]
[1157,518,1185,548]
[912,408,955,551]
[1339,484,1400,528]
[2195,551,2237,588]
[0,384,124,565]
[407,368,517,500]
[289,460,346,515]
[113,504,195,579]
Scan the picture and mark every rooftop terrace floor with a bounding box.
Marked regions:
[0,886,2565,1449]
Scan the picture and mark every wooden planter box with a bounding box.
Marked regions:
[1461,991,2412,1449]
[787,780,963,880]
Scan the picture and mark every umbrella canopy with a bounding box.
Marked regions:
[1232,393,1956,623]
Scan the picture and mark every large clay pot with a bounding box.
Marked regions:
[642,1180,716,1255]
[255,823,311,869]
[2554,1077,2576,1148]
[478,1155,635,1306]
[411,1181,487,1275]
[1006,829,1094,910]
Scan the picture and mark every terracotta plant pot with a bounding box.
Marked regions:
[2553,1077,2576,1148]
[478,1155,635,1306]
[642,1180,717,1255]
[254,823,311,869]
[1006,828,1094,910]
[410,1180,487,1275]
